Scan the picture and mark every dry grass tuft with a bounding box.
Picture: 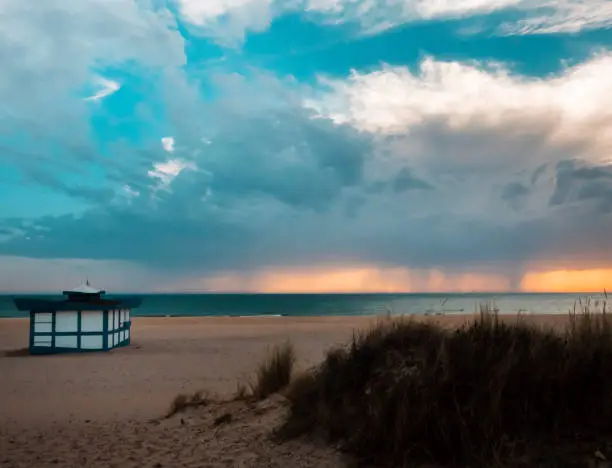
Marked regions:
[279,300,612,467]
[233,382,250,401]
[249,341,295,400]
[165,390,209,419]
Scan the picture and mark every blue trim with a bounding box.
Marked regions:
[29,311,34,349]
[77,311,82,349]
[103,309,108,351]
[29,346,109,355]
[32,331,105,336]
[51,311,56,348]
[14,297,142,312]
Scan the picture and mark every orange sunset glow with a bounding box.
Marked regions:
[193,266,612,293]
[520,269,612,293]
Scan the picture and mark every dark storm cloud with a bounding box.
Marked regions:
[392,167,434,193]
[550,160,612,211]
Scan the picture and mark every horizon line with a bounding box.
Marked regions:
[0,290,607,296]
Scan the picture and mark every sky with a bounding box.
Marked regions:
[1,0,612,293]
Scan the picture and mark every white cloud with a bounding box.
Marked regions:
[161,136,176,152]
[85,77,121,101]
[309,54,612,163]
[174,0,612,44]
[175,0,275,44]
[123,184,140,198]
[177,0,273,23]
[413,0,522,18]
[331,0,612,36]
[148,158,196,187]
[500,0,612,35]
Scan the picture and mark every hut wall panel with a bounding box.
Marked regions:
[126,309,130,321]
[81,335,103,349]
[81,311,103,332]
[55,335,78,348]
[114,312,119,330]
[33,335,52,346]
[55,311,78,332]
[107,311,114,331]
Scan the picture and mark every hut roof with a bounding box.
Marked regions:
[63,281,105,296]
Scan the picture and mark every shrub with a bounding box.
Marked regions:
[279,302,612,466]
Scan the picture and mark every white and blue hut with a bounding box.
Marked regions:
[13,282,142,354]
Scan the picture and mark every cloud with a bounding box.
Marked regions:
[308,54,612,164]
[500,0,612,35]
[3,54,612,284]
[2,1,612,292]
[175,0,276,45]
[174,0,612,46]
[0,0,187,211]
[85,77,121,101]
[313,0,612,36]
[148,158,197,189]
[161,136,176,152]
[0,256,169,293]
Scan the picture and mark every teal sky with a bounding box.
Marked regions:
[1,0,612,292]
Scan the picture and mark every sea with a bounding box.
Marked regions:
[0,292,606,318]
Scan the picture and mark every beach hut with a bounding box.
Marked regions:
[13,282,142,354]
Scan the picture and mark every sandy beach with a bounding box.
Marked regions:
[0,314,573,467]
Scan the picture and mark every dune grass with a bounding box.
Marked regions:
[249,341,295,400]
[278,300,612,467]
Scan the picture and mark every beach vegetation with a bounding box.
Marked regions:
[165,390,209,418]
[250,340,296,400]
[278,300,612,466]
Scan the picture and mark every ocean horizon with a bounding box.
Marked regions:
[0,291,606,318]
